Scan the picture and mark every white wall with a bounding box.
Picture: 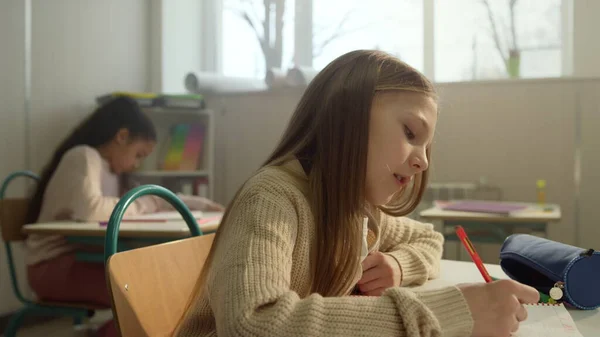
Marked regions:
[572,0,600,78]
[160,0,203,93]
[29,0,151,172]
[433,79,578,244]
[0,0,150,316]
[0,0,29,316]
[0,2,28,182]
[207,90,303,203]
[578,80,600,250]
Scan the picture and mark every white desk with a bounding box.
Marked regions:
[420,202,561,258]
[419,260,599,337]
[22,213,222,262]
[22,212,222,238]
[420,202,562,223]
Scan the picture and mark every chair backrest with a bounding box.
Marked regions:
[0,198,31,242]
[106,233,214,336]
[0,171,39,242]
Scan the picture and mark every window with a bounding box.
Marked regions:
[435,0,562,82]
[312,0,423,72]
[222,0,295,78]
[190,0,568,83]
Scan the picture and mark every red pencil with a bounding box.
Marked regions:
[455,225,493,283]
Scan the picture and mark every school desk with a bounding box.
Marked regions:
[419,202,561,258]
[22,219,220,262]
[417,260,599,336]
[22,220,219,238]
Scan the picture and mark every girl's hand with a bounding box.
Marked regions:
[357,251,402,296]
[458,280,539,337]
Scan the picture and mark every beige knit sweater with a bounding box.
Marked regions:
[176,160,473,337]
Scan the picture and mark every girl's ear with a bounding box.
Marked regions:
[115,128,130,145]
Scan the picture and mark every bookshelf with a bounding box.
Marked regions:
[128,107,215,199]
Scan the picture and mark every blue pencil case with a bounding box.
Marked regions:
[499,234,600,310]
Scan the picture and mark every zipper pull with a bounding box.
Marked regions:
[580,248,595,257]
[550,281,565,301]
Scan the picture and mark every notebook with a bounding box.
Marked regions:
[513,303,583,337]
[441,200,528,215]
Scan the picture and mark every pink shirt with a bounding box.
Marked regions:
[25,145,161,265]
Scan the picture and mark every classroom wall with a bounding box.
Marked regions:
[206,78,600,261]
[0,1,28,186]
[579,81,600,251]
[29,0,151,171]
[0,0,151,316]
[160,0,203,93]
[0,0,29,317]
[572,0,600,78]
[207,90,303,204]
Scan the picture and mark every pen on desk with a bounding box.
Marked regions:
[455,226,493,283]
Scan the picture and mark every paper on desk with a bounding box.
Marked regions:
[513,304,583,337]
[123,210,205,221]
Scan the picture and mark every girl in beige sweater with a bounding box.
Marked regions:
[175,50,539,337]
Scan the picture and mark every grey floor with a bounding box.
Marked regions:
[1,310,112,337]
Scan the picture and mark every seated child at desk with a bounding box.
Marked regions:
[24,97,223,337]
[174,50,539,337]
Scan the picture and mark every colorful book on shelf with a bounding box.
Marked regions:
[162,124,188,170]
[161,123,205,171]
[180,124,205,170]
[441,200,528,215]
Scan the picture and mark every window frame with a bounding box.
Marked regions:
[203,0,571,82]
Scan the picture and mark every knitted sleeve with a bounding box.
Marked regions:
[378,214,444,286]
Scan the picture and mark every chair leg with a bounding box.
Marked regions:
[4,307,29,337]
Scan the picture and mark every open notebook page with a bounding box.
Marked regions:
[513,303,583,337]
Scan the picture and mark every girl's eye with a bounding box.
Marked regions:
[404,125,415,140]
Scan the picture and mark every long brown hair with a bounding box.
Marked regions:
[176,50,436,328]
[263,50,436,295]
[26,97,156,224]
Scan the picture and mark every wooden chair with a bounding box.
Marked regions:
[0,171,103,337]
[104,184,209,336]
